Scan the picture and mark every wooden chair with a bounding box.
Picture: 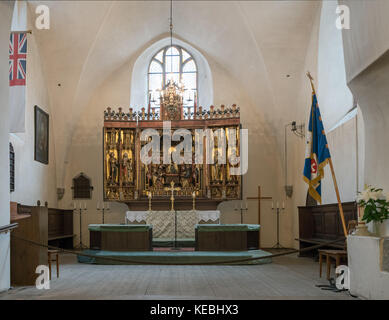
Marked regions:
[318,249,347,279]
[48,250,60,280]
[318,220,357,280]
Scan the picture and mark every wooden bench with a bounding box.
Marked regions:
[297,202,357,257]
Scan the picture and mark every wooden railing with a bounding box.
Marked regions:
[0,223,18,234]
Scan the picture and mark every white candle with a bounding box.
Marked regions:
[97,201,100,210]
[276,201,279,209]
[84,202,87,210]
[107,202,110,210]
[245,201,248,210]
[282,201,285,209]
[240,202,243,209]
[271,201,274,209]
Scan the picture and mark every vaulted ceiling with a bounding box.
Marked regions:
[28,0,320,186]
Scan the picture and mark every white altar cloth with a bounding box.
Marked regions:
[125,210,220,240]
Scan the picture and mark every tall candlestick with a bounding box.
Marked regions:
[148,191,152,211]
[192,191,196,211]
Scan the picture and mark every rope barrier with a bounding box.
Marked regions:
[11,234,346,266]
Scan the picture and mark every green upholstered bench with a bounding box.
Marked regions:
[195,224,260,251]
[89,224,152,251]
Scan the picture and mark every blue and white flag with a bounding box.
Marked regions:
[303,93,331,204]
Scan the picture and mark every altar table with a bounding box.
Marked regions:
[125,210,220,241]
[89,224,152,251]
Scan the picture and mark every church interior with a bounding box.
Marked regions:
[1,0,389,301]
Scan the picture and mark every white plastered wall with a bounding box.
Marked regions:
[317,0,364,204]
[340,0,389,192]
[338,0,389,300]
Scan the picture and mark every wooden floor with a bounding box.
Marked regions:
[0,252,356,300]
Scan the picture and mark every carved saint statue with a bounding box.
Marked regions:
[166,163,178,174]
[192,164,200,185]
[180,164,192,188]
[158,165,166,186]
[122,153,133,185]
[228,147,239,184]
[212,148,221,183]
[108,152,118,184]
[151,166,159,187]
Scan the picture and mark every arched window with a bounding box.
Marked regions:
[148,45,198,115]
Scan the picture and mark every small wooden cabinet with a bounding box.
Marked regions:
[195,224,260,251]
[89,224,153,251]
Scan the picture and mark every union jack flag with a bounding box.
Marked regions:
[9,33,27,87]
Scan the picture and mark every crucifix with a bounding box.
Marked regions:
[164,181,181,250]
[164,181,181,211]
[246,185,272,248]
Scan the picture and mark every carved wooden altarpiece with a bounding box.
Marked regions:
[103,82,242,210]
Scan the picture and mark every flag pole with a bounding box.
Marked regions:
[11,30,32,34]
[306,72,348,237]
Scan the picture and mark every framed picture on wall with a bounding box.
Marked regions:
[34,105,49,165]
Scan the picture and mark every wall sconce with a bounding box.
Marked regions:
[284,121,305,198]
[290,121,305,138]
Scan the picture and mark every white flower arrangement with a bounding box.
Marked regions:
[357,186,389,223]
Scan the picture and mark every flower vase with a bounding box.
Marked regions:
[377,220,389,237]
[355,222,372,236]
[355,206,372,236]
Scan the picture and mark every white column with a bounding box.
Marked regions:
[0,1,13,292]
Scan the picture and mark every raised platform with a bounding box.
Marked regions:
[77,249,272,265]
[152,238,195,247]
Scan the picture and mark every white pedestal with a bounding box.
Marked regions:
[348,235,389,299]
